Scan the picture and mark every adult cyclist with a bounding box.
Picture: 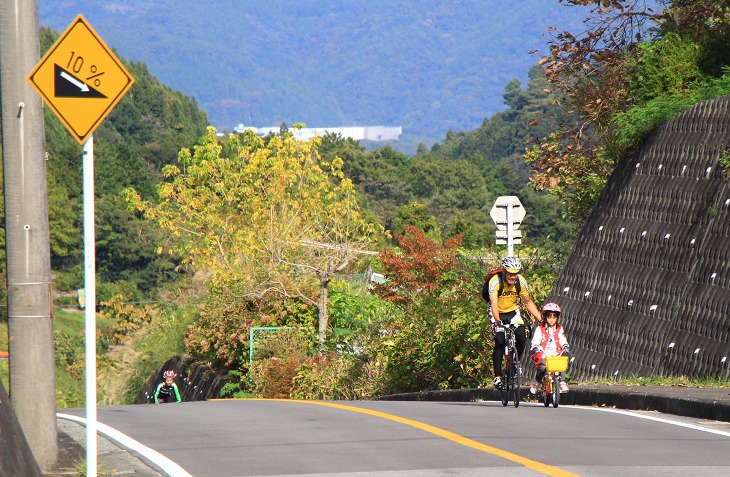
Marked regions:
[487,256,542,388]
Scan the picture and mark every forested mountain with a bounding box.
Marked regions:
[320,64,573,249]
[37,0,588,151]
[1,25,571,305]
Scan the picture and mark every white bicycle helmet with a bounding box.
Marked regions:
[501,256,522,274]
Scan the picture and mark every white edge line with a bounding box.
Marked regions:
[57,413,193,477]
[569,405,730,438]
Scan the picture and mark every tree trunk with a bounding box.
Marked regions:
[317,280,329,350]
[0,0,57,471]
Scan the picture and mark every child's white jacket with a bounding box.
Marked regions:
[531,323,569,357]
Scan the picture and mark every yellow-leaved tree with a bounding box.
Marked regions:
[125,126,383,347]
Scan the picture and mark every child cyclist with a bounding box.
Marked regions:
[154,370,182,403]
[530,302,571,394]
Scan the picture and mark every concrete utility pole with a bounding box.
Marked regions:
[0,0,58,471]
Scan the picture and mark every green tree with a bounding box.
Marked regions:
[392,202,441,240]
[126,127,384,347]
[371,226,490,391]
[527,0,730,221]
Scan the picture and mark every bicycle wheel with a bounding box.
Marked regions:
[543,380,551,407]
[511,349,520,407]
[552,375,560,408]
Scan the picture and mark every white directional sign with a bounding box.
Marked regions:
[490,195,525,230]
[496,229,522,240]
[491,196,525,254]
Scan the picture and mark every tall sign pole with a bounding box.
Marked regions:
[506,201,515,256]
[27,14,134,475]
[0,0,58,470]
[82,135,97,474]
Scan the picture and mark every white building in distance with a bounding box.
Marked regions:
[233,124,402,142]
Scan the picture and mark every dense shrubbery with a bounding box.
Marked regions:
[184,288,318,371]
[216,227,559,400]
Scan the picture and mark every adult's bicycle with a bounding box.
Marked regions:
[498,319,523,407]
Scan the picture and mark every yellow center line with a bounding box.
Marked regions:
[244,399,580,477]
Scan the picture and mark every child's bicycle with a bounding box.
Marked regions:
[539,355,569,408]
[498,319,523,408]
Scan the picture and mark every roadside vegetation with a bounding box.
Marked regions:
[584,375,730,388]
[2,1,730,406]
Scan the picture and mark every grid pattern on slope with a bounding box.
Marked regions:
[550,95,730,380]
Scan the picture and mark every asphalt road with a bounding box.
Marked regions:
[61,399,730,477]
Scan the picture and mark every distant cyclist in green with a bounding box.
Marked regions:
[154,370,182,403]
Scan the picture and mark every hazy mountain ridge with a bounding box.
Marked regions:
[38,0,587,147]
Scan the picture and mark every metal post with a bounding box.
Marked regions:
[507,201,514,256]
[83,135,97,476]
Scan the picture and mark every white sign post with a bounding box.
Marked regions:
[82,135,97,475]
[490,195,525,256]
[27,16,134,476]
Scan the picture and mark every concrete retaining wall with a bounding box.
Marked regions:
[548,95,730,380]
[0,379,43,476]
[135,355,232,404]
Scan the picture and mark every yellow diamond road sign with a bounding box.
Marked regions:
[27,14,134,144]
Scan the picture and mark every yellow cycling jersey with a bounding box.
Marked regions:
[488,273,530,313]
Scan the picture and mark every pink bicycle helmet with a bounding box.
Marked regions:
[541,302,562,316]
[163,370,177,379]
